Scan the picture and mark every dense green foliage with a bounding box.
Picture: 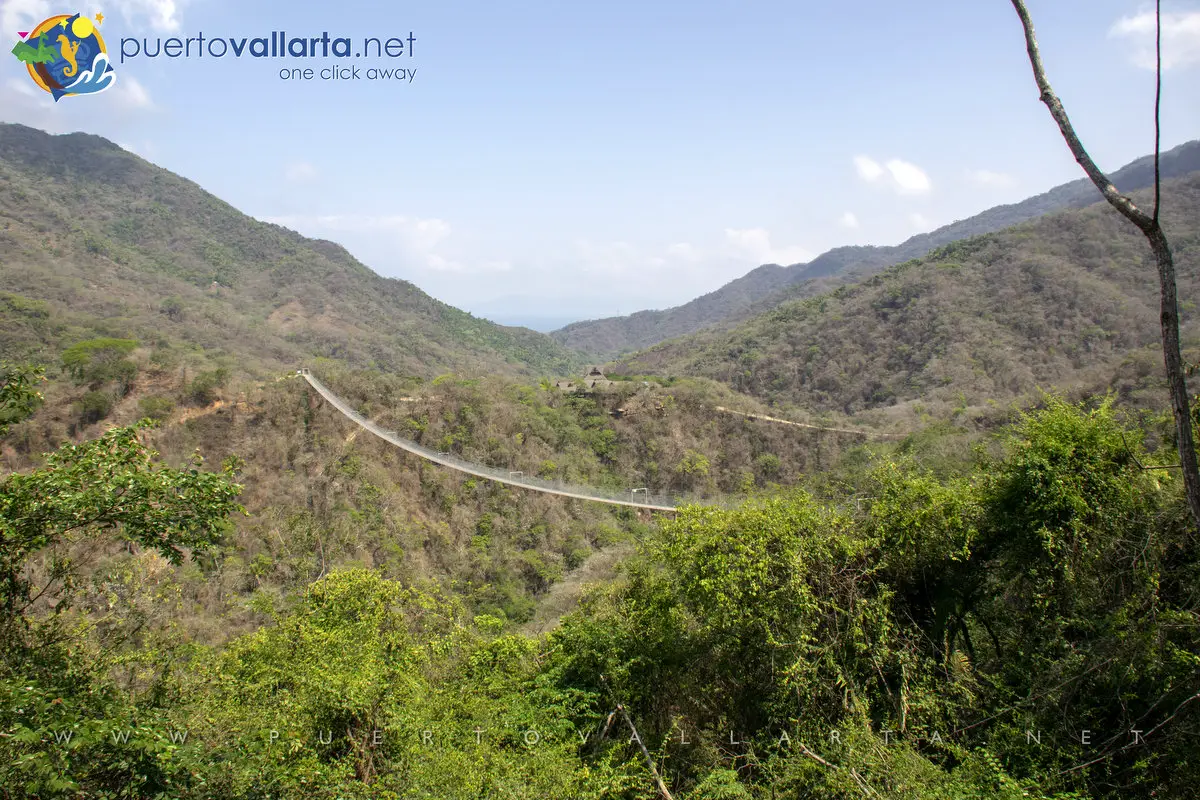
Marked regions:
[2,359,1197,797]
[0,416,244,797]
[0,363,43,435]
[61,338,138,386]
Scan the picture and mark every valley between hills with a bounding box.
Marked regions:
[2,121,1199,799]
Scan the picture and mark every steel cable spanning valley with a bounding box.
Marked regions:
[299,370,686,512]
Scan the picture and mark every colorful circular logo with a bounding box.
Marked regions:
[10,12,115,101]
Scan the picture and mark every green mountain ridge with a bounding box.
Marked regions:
[0,122,581,380]
[616,172,1200,415]
[554,139,1200,358]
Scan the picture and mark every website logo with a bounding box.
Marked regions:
[10,12,114,101]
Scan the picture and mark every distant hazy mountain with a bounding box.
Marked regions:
[614,173,1200,414]
[552,139,1200,359]
[0,123,581,379]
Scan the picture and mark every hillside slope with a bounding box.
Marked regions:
[616,173,1200,414]
[0,123,581,379]
[553,140,1200,358]
[0,122,884,632]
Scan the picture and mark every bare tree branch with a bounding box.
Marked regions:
[1154,0,1163,223]
[1119,430,1181,470]
[615,704,675,800]
[796,742,874,797]
[1008,0,1200,533]
[599,675,674,800]
[1035,691,1200,785]
[796,742,839,771]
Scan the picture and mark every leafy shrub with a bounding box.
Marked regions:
[187,367,229,405]
[159,295,184,321]
[676,449,710,476]
[76,389,114,424]
[138,395,175,421]
[0,363,44,435]
[754,452,782,478]
[0,292,50,319]
[61,337,138,391]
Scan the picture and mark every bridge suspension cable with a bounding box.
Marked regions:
[298,369,682,512]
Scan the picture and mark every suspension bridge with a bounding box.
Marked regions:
[299,369,900,512]
[298,370,682,512]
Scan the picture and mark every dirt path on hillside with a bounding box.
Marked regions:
[713,406,903,438]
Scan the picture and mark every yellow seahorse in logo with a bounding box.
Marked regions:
[56,34,80,77]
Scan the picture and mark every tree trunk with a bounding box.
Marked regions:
[1008,0,1200,533]
[1145,227,1200,528]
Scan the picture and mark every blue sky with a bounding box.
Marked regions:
[3,0,1199,330]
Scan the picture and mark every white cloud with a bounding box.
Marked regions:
[0,74,152,132]
[666,242,702,262]
[425,255,511,274]
[724,228,813,266]
[1,70,150,112]
[392,217,451,252]
[885,159,931,194]
[1110,10,1200,71]
[112,75,153,109]
[261,213,516,276]
[0,77,57,126]
[264,213,449,245]
[965,168,1016,188]
[910,212,932,231]
[5,77,39,99]
[564,228,811,307]
[3,0,185,34]
[255,212,816,315]
[573,229,812,281]
[119,139,159,159]
[854,155,884,182]
[284,162,318,183]
[839,211,860,229]
[574,240,641,277]
[426,254,465,273]
[111,0,186,32]
[854,155,932,195]
[1,0,51,37]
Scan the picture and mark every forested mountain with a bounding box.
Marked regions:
[553,139,1200,358]
[616,173,1200,414]
[3,122,1200,799]
[0,123,580,379]
[1,122,883,633]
